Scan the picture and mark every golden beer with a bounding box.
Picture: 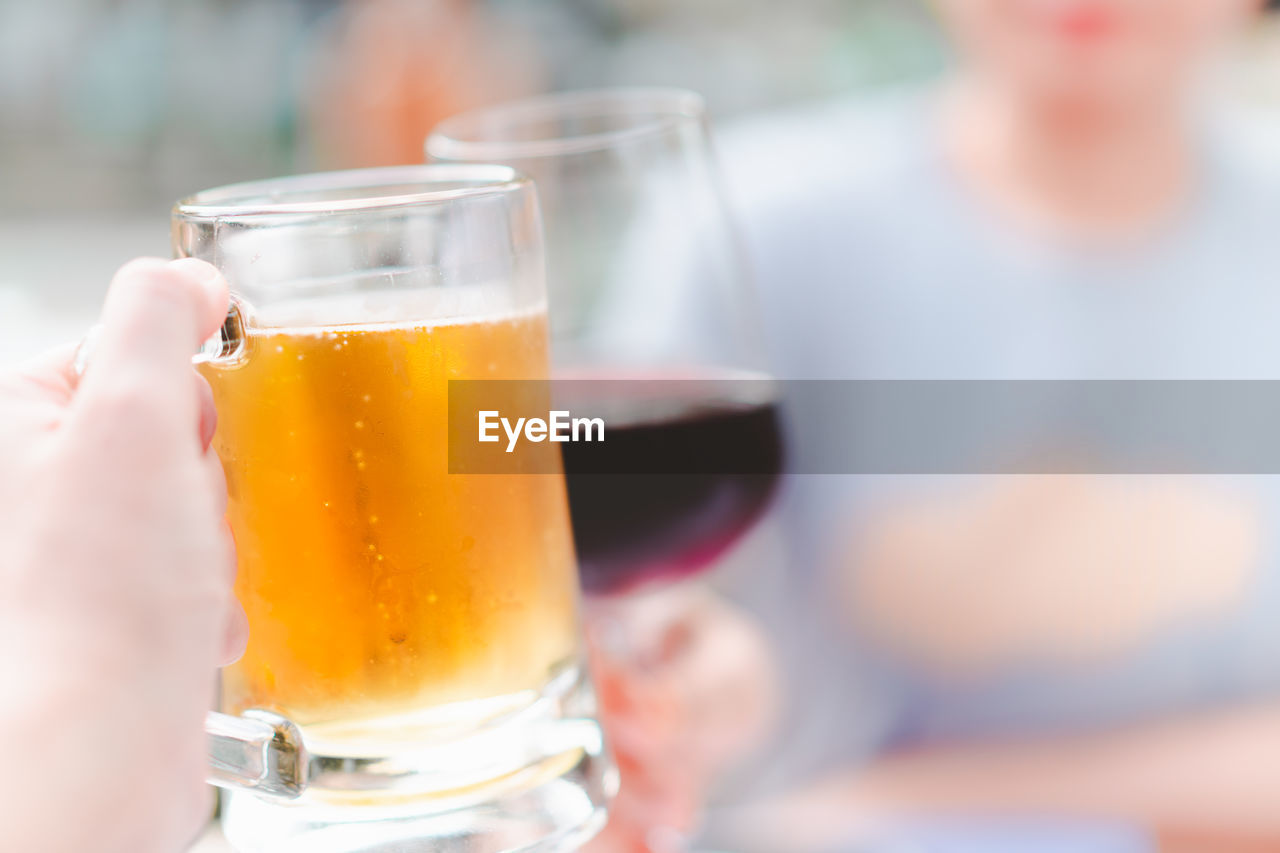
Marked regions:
[203,309,580,740]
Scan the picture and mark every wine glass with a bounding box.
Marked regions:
[428,90,781,849]
[428,88,782,600]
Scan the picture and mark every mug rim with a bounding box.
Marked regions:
[173,164,530,220]
[426,87,706,161]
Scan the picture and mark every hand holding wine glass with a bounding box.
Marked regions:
[584,586,779,853]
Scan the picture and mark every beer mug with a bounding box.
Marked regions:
[169,166,612,852]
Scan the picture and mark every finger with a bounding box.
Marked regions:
[0,344,80,444]
[206,451,229,518]
[76,258,229,429]
[223,522,238,585]
[196,373,217,451]
[219,599,249,666]
[218,523,245,666]
[169,256,232,340]
[15,342,80,401]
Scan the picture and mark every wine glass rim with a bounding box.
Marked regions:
[173,164,530,219]
[427,88,707,161]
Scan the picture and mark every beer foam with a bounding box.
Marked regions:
[246,283,545,336]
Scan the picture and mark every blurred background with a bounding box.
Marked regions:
[0,0,946,363]
[3,0,1280,360]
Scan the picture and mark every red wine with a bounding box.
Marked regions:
[559,391,783,594]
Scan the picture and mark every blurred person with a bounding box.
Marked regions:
[302,0,545,168]
[0,258,245,852]
[621,0,1280,850]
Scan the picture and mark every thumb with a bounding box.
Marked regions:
[76,258,229,429]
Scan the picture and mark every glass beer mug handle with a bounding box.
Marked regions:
[206,709,308,798]
[72,296,248,376]
[196,295,248,365]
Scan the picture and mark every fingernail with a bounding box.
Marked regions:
[168,257,225,296]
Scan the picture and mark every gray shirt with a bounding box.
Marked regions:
[705,90,1280,796]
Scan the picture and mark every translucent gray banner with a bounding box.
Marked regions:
[446,379,1280,474]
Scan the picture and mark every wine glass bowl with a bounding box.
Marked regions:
[429,90,783,596]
